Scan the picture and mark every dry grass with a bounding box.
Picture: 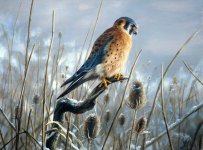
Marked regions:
[0,1,203,150]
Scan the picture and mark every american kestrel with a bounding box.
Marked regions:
[58,17,138,99]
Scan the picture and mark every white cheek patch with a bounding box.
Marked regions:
[123,25,133,37]
[127,25,130,33]
[127,26,134,36]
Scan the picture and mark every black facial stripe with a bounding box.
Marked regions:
[124,22,129,31]
[129,26,134,35]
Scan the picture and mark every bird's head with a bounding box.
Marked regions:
[114,17,138,36]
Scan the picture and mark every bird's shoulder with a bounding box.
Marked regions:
[87,26,118,59]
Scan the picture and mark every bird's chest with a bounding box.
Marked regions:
[102,34,132,77]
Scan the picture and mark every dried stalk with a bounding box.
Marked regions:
[0,131,6,150]
[17,0,35,146]
[85,0,103,60]
[0,130,41,150]
[128,110,137,150]
[183,61,203,86]
[0,108,16,131]
[42,10,55,150]
[25,109,32,149]
[161,65,174,150]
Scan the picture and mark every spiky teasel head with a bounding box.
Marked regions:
[61,73,65,79]
[65,65,69,71]
[33,94,40,104]
[104,110,111,123]
[118,113,126,126]
[135,117,147,134]
[84,113,100,140]
[127,80,146,110]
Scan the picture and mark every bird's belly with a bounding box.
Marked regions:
[102,48,130,78]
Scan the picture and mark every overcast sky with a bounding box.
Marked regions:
[0,0,203,75]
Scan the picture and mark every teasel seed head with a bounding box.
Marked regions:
[33,94,40,104]
[84,113,100,140]
[135,117,147,134]
[61,73,65,79]
[127,80,146,110]
[118,113,126,126]
[65,65,69,71]
[172,76,178,85]
[104,94,110,105]
[104,110,111,123]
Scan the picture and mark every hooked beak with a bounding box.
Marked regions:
[133,26,138,35]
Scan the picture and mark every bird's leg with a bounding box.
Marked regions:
[114,73,124,80]
[99,78,112,89]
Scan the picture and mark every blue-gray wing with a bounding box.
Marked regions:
[58,36,113,99]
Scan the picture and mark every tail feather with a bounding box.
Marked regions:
[60,76,74,87]
[57,73,98,99]
[61,71,87,88]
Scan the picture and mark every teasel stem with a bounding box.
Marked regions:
[161,65,174,150]
[128,110,137,150]
[135,133,139,148]
[88,139,91,150]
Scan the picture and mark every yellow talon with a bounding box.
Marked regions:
[99,78,111,88]
[114,73,124,80]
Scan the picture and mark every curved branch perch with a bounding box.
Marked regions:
[46,76,127,149]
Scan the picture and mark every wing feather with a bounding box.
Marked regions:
[58,36,113,99]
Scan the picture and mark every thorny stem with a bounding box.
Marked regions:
[135,134,139,148]
[88,139,91,150]
[128,110,137,150]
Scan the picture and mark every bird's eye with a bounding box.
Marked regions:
[118,20,124,25]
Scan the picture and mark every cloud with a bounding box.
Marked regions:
[0,0,202,69]
[78,4,91,11]
[149,0,197,13]
[0,44,6,58]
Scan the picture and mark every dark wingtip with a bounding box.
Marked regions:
[57,94,61,99]
[57,87,71,99]
[60,76,74,88]
[57,92,67,99]
[60,80,69,88]
[60,83,65,88]
[57,95,62,99]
